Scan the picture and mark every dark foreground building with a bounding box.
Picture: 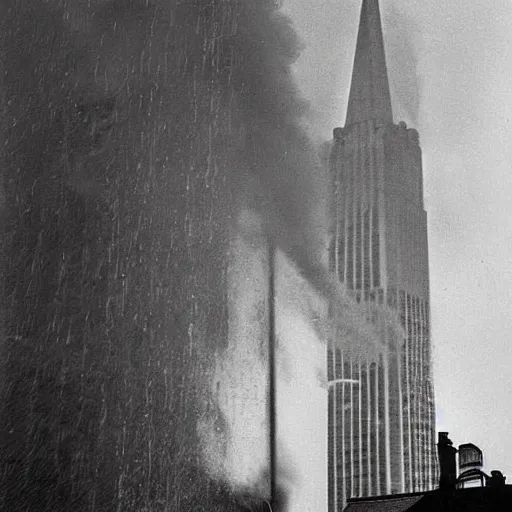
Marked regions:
[328,0,436,509]
[343,433,512,512]
[344,487,512,512]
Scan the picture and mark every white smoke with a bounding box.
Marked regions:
[199,227,269,493]
[199,213,328,511]
[275,250,328,511]
[199,205,402,511]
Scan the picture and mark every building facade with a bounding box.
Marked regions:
[327,1,437,510]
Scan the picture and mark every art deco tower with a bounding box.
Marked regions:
[327,1,437,510]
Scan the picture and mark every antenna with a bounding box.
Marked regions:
[267,237,277,509]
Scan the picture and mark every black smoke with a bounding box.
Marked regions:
[0,1,372,510]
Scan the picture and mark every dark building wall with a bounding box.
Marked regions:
[0,1,317,510]
[0,3,237,510]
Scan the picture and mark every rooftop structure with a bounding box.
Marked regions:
[343,434,511,511]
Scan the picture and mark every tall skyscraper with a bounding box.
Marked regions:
[327,1,437,510]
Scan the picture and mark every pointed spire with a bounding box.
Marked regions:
[345,0,393,126]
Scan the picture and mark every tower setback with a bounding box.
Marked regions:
[327,1,437,510]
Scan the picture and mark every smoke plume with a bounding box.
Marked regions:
[384,5,421,126]
[0,1,392,510]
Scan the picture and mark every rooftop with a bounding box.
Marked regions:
[344,486,512,512]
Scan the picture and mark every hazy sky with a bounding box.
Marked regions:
[283,0,512,477]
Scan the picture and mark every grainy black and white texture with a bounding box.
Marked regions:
[0,1,325,510]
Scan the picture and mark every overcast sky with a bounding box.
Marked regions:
[283,0,512,477]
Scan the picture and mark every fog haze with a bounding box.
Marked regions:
[284,0,512,477]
